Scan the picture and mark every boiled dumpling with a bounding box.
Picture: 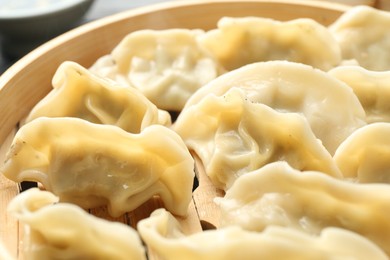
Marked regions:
[199,16,341,71]
[1,117,194,217]
[217,161,390,255]
[138,208,387,260]
[7,188,146,260]
[174,87,341,191]
[334,123,390,183]
[90,29,222,111]
[27,61,171,133]
[329,6,390,71]
[183,61,366,155]
[329,65,390,123]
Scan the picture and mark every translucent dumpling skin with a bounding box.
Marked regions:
[90,29,222,111]
[183,61,366,155]
[137,208,387,260]
[199,16,341,71]
[329,65,390,123]
[334,123,390,183]
[27,61,171,133]
[174,87,341,191]
[217,162,390,255]
[1,117,194,217]
[7,188,146,260]
[330,6,390,71]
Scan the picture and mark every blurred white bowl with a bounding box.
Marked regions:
[0,0,94,58]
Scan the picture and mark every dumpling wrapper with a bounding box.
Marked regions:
[137,208,387,260]
[1,117,194,217]
[217,161,390,255]
[183,61,366,155]
[329,65,390,123]
[27,61,171,133]
[174,87,341,191]
[199,16,341,71]
[334,123,390,183]
[7,188,146,260]
[90,29,221,111]
[329,6,390,71]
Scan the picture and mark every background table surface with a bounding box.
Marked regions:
[0,0,168,74]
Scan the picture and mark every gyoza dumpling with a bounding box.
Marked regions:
[329,66,390,123]
[334,123,390,183]
[183,61,366,155]
[174,87,341,191]
[7,188,146,260]
[198,16,341,71]
[137,208,387,260]
[90,29,222,111]
[27,61,171,133]
[217,161,390,255]
[329,6,390,71]
[1,117,194,217]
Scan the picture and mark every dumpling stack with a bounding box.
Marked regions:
[3,5,390,260]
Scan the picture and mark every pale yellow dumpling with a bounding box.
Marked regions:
[334,123,390,183]
[330,6,390,71]
[174,87,341,191]
[8,188,146,260]
[1,117,194,217]
[183,61,366,155]
[329,65,390,123]
[199,16,341,71]
[27,61,171,133]
[217,161,390,255]
[137,208,387,260]
[90,29,222,111]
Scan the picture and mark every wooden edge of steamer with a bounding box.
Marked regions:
[0,128,20,260]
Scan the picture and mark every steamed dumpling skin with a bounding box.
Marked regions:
[8,188,146,260]
[90,29,221,111]
[217,161,390,255]
[334,123,390,183]
[137,208,387,260]
[199,16,341,71]
[1,117,194,217]
[27,61,171,133]
[183,61,366,155]
[174,87,341,191]
[329,66,390,123]
[330,6,390,71]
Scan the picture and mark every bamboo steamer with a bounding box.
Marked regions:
[0,1,350,259]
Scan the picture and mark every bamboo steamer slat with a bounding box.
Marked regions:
[0,1,349,259]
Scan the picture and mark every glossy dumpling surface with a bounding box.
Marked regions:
[1,117,194,217]
[27,61,171,133]
[217,161,390,255]
[199,16,341,71]
[330,6,390,71]
[174,87,341,191]
[137,208,387,260]
[7,188,146,260]
[183,61,365,155]
[334,123,390,183]
[329,65,390,123]
[90,29,221,111]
